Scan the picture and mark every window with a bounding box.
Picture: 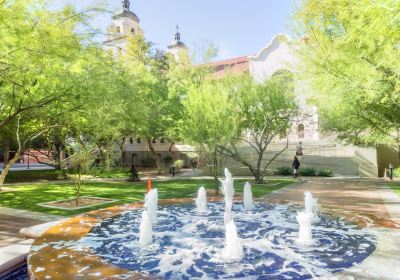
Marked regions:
[297,124,305,139]
[129,137,134,144]
[137,138,141,144]
[160,138,165,144]
[117,26,121,34]
[131,28,135,34]
[152,138,157,144]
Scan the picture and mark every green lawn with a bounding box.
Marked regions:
[389,183,400,196]
[0,178,294,216]
[3,169,131,184]
[4,169,62,183]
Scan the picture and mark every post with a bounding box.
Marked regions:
[389,164,393,181]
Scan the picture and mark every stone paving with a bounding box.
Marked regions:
[0,207,61,248]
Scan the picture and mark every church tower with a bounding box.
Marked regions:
[167,25,187,60]
[104,0,144,54]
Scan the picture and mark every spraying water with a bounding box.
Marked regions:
[243,182,254,210]
[139,210,153,247]
[219,168,235,211]
[196,186,208,213]
[144,189,158,223]
[222,219,244,261]
[304,192,318,221]
[296,211,314,246]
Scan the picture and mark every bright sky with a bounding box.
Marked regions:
[70,0,301,60]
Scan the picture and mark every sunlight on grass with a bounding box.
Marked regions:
[0,178,295,216]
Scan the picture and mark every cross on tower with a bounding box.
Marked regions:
[122,0,130,9]
[175,25,181,41]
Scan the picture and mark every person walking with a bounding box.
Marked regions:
[296,141,304,159]
[292,156,301,178]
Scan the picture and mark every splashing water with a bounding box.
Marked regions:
[243,182,254,211]
[304,191,318,219]
[222,219,244,262]
[139,210,153,247]
[144,189,158,223]
[296,211,314,246]
[219,168,235,211]
[195,186,207,214]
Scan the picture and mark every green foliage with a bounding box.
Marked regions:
[393,167,400,178]
[296,0,400,155]
[299,167,317,177]
[174,160,185,169]
[275,166,293,176]
[318,168,334,177]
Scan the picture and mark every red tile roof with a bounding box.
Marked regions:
[207,56,249,78]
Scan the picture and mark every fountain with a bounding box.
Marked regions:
[219,168,235,211]
[144,188,158,223]
[243,182,254,210]
[44,170,376,279]
[296,211,314,246]
[222,219,244,262]
[138,210,153,247]
[304,191,319,221]
[195,186,207,213]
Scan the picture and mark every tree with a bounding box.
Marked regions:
[216,75,298,183]
[182,77,236,191]
[295,0,400,159]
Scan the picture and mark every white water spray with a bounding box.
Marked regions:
[296,211,313,246]
[222,219,244,261]
[304,192,318,221]
[139,210,153,247]
[219,168,235,211]
[196,186,208,213]
[144,189,158,223]
[243,182,254,210]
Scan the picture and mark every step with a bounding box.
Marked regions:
[0,239,33,276]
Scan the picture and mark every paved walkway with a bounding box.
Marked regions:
[0,207,61,248]
[265,178,400,228]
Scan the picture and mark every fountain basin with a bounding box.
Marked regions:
[28,200,376,280]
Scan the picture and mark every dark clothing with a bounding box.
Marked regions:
[292,158,301,169]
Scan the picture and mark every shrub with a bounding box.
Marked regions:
[174,160,184,169]
[163,155,173,165]
[299,167,317,176]
[275,166,293,176]
[318,168,334,177]
[394,167,400,178]
[141,158,156,168]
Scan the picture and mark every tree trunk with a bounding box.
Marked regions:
[3,138,10,165]
[168,143,177,161]
[75,169,81,206]
[147,138,162,175]
[213,150,219,194]
[0,149,21,190]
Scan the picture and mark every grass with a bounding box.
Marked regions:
[389,182,400,196]
[4,169,62,183]
[3,168,131,184]
[0,178,295,216]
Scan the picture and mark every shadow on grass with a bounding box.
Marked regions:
[0,179,295,216]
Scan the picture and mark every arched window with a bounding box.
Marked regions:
[116,26,121,34]
[152,138,157,144]
[137,138,141,144]
[131,28,135,34]
[129,137,134,144]
[160,138,165,144]
[297,124,305,139]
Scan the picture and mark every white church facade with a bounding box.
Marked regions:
[104,1,390,176]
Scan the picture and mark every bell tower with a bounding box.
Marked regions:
[167,25,187,60]
[104,0,144,54]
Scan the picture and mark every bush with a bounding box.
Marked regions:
[141,158,156,168]
[174,160,184,169]
[299,167,317,176]
[275,166,293,176]
[318,168,334,177]
[394,167,400,178]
